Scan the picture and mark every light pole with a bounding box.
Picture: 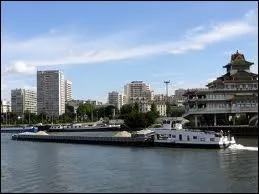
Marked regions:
[6,112,7,125]
[164,80,170,102]
[29,111,31,125]
[91,106,93,122]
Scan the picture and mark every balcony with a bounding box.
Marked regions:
[183,105,258,117]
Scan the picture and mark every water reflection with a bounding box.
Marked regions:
[1,134,258,193]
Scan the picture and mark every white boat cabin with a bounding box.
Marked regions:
[149,119,236,148]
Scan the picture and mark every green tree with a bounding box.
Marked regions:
[133,102,140,113]
[150,103,159,117]
[170,106,185,117]
[77,103,93,119]
[105,105,117,119]
[120,104,133,115]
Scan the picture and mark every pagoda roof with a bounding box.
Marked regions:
[231,70,258,77]
[223,50,254,68]
[206,71,258,86]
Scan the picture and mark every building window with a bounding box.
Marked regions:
[200,138,205,141]
[210,138,215,142]
[193,136,197,139]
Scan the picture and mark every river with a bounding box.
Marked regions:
[1,132,258,193]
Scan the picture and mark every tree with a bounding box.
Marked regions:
[120,104,133,115]
[77,103,93,120]
[166,102,172,117]
[133,103,140,113]
[105,105,117,119]
[170,106,185,117]
[150,103,159,117]
[119,103,159,130]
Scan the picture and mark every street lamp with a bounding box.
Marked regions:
[18,116,21,125]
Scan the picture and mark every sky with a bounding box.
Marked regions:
[1,1,258,103]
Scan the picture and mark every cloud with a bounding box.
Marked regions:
[2,9,257,77]
[1,8,258,101]
[4,61,37,75]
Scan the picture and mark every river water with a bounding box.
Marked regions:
[1,132,258,193]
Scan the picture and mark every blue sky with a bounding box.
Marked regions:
[1,1,258,103]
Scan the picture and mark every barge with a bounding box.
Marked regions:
[11,119,236,149]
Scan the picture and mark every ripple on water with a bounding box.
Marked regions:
[1,134,258,193]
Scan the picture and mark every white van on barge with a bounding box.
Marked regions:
[146,119,236,149]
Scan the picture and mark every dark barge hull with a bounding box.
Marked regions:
[11,134,226,149]
[11,135,153,147]
[153,142,223,149]
[1,129,34,133]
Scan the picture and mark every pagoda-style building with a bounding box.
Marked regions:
[183,51,258,127]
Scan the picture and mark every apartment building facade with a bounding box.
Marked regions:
[11,89,37,116]
[108,91,125,110]
[37,70,65,117]
[140,103,167,116]
[124,81,154,104]
[65,80,72,102]
[1,100,11,113]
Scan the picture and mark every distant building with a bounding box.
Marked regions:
[37,70,65,116]
[154,94,166,102]
[11,89,37,116]
[1,100,11,113]
[108,91,125,110]
[65,80,72,102]
[85,100,103,106]
[154,94,174,104]
[174,89,187,105]
[124,81,153,104]
[183,51,258,127]
[66,99,85,107]
[139,103,167,116]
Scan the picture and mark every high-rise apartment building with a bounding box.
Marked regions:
[1,100,11,113]
[65,80,72,102]
[124,81,153,104]
[37,70,65,116]
[11,89,37,116]
[108,91,124,110]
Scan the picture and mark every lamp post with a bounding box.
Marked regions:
[29,111,31,125]
[18,116,21,125]
[74,106,78,123]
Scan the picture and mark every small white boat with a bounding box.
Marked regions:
[147,119,236,149]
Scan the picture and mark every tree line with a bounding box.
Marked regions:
[1,102,187,128]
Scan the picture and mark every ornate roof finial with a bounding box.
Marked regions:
[236,50,239,54]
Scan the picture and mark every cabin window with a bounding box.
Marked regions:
[200,138,205,141]
[187,136,190,141]
[210,138,215,142]
[172,135,176,138]
[179,134,182,141]
[193,136,197,139]
[169,134,171,138]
